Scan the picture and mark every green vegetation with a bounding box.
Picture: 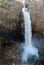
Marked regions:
[0,5,4,8]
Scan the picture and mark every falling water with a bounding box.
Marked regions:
[22,7,39,64]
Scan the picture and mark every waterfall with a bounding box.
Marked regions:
[22,7,39,63]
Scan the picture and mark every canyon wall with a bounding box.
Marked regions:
[26,0,44,34]
[0,0,44,36]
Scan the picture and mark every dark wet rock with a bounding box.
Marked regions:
[0,44,22,65]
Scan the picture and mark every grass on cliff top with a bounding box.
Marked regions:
[0,5,4,8]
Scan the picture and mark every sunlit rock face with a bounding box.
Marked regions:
[0,0,25,42]
[26,0,44,34]
[0,0,23,19]
[0,0,23,31]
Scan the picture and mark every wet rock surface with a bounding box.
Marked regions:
[0,44,22,65]
[0,37,44,65]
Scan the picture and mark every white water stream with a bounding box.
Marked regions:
[22,7,38,62]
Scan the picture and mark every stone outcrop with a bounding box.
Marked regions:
[27,0,44,34]
[0,0,24,42]
[0,0,44,39]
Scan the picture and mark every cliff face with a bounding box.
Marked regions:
[0,0,44,38]
[0,0,23,20]
[0,0,24,42]
[27,0,44,34]
[0,0,23,29]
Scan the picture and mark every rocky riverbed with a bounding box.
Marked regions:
[0,43,22,65]
[0,37,44,65]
